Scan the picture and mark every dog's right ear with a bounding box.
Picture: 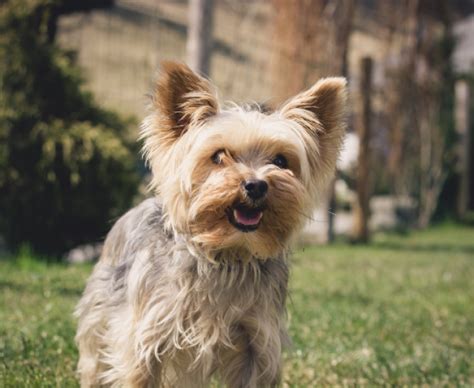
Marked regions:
[149,61,219,147]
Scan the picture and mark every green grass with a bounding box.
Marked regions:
[1,224,473,387]
[0,252,90,387]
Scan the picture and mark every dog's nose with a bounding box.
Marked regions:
[244,179,268,200]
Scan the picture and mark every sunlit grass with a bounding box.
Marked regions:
[284,223,474,386]
[0,253,90,387]
[1,224,473,387]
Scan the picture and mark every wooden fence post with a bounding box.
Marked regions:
[326,180,337,243]
[455,79,471,219]
[353,57,373,243]
[187,0,214,76]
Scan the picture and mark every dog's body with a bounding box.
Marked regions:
[76,198,288,387]
[75,62,347,387]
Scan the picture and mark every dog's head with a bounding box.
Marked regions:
[141,62,347,261]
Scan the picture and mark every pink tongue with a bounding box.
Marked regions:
[234,209,263,226]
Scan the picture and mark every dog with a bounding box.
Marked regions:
[75,61,347,387]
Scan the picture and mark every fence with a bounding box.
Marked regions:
[56,0,474,239]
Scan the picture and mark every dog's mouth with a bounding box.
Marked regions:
[226,204,263,232]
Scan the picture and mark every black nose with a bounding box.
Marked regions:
[244,179,268,200]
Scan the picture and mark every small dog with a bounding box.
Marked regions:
[75,62,346,387]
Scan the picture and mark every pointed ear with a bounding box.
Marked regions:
[151,61,219,146]
[280,77,348,175]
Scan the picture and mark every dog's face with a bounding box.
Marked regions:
[142,62,347,260]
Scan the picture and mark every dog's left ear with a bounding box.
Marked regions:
[280,78,347,174]
[150,61,219,147]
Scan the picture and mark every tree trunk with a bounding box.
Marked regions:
[271,0,354,243]
[326,0,354,243]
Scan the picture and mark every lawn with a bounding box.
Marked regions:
[1,224,473,387]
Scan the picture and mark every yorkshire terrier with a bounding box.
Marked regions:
[75,61,347,387]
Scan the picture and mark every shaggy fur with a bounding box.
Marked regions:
[75,62,347,387]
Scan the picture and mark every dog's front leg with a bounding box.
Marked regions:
[218,327,282,388]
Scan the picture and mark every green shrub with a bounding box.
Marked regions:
[0,0,139,256]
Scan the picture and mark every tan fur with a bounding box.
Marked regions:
[75,62,347,387]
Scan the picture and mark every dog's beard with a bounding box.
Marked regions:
[187,169,307,261]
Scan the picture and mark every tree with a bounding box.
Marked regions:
[271,0,355,242]
[382,0,456,227]
[0,0,139,256]
[271,0,354,102]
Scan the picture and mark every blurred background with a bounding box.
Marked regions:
[1,1,474,386]
[1,0,473,259]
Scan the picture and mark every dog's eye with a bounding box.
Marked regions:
[211,149,225,164]
[272,154,288,169]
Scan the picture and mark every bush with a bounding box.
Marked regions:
[0,0,139,256]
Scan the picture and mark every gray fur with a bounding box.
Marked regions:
[75,198,289,387]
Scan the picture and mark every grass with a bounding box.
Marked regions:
[1,224,473,387]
